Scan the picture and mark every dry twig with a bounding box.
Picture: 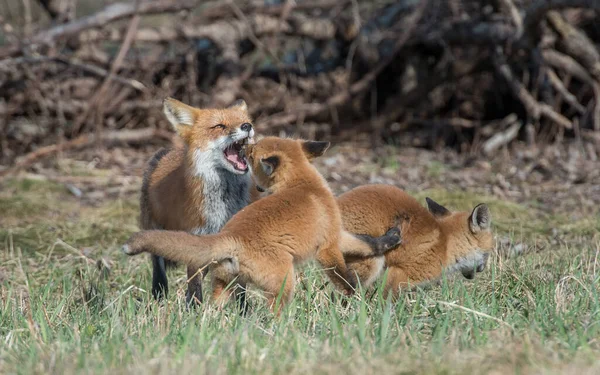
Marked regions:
[0,128,173,179]
[494,52,573,129]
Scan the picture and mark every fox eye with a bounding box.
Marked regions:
[212,124,226,129]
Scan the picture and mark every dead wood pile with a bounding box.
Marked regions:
[1,0,600,171]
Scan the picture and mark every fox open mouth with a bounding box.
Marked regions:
[223,138,250,171]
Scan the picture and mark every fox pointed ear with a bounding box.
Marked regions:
[426,197,451,218]
[260,156,279,176]
[229,99,248,112]
[301,141,330,160]
[163,97,197,132]
[469,204,491,233]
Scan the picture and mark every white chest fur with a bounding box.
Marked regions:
[192,168,251,235]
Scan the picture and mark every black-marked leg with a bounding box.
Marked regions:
[186,265,206,307]
[235,284,250,316]
[355,226,402,256]
[152,255,168,300]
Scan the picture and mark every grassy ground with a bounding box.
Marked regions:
[1,174,599,374]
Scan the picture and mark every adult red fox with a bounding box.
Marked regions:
[139,98,261,308]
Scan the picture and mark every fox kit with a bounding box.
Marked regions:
[140,97,260,307]
[125,137,401,313]
[337,184,493,298]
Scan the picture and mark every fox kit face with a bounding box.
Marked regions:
[244,137,330,192]
[426,198,493,279]
[163,98,255,175]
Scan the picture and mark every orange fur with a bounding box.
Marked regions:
[126,137,400,314]
[337,184,494,298]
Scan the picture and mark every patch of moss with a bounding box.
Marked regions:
[0,179,66,222]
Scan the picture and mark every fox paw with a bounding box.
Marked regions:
[377,227,402,253]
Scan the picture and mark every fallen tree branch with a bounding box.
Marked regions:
[483,117,523,155]
[543,49,600,131]
[36,0,74,22]
[72,8,141,135]
[0,0,198,58]
[418,0,600,48]
[260,0,429,131]
[547,11,600,80]
[0,128,173,179]
[494,53,573,129]
[0,56,146,91]
[546,68,586,114]
[499,0,523,36]
[542,49,594,82]
[521,0,600,44]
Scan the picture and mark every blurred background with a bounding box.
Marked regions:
[2,0,600,158]
[1,0,599,211]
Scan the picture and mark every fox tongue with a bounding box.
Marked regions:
[224,146,247,170]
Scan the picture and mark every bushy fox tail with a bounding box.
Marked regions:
[122,230,238,268]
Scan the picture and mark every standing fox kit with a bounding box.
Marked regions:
[140,97,259,306]
[125,137,401,312]
[338,184,493,297]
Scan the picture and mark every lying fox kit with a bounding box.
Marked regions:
[140,97,260,308]
[338,184,493,298]
[125,137,401,313]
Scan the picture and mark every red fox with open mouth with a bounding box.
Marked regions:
[139,98,262,309]
[125,137,402,314]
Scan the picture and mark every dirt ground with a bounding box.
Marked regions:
[8,138,598,216]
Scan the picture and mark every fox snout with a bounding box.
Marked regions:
[461,268,476,279]
[460,252,490,279]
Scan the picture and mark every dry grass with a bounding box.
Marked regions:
[0,172,599,374]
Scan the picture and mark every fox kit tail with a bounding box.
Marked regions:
[122,230,238,269]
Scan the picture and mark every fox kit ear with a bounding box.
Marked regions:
[469,203,491,233]
[163,97,197,132]
[229,99,248,112]
[260,156,280,176]
[426,197,451,218]
[301,141,330,160]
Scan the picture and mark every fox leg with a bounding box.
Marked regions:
[211,263,249,314]
[264,266,295,317]
[339,226,401,258]
[382,266,410,300]
[316,242,356,295]
[151,255,169,300]
[186,265,208,306]
[346,256,385,289]
[249,254,295,316]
